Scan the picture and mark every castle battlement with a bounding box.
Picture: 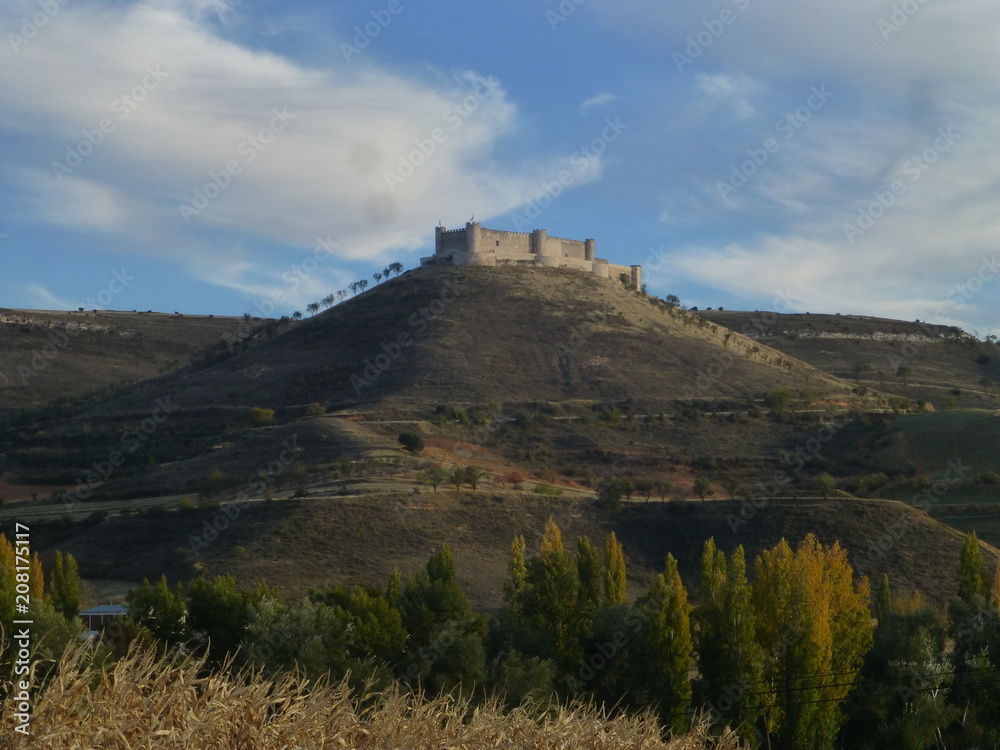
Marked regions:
[420,222,642,288]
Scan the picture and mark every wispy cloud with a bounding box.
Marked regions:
[579,92,617,115]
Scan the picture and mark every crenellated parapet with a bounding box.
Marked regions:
[422,223,642,288]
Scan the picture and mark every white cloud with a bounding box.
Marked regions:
[23,283,75,311]
[695,73,762,120]
[0,1,595,296]
[579,92,617,115]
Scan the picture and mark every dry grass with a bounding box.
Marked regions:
[1,642,747,749]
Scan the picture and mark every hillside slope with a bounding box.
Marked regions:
[698,310,1000,410]
[28,492,994,613]
[0,308,243,409]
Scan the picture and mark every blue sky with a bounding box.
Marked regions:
[1,0,998,334]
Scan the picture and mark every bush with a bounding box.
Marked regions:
[398,432,425,454]
[249,407,276,427]
[533,482,562,496]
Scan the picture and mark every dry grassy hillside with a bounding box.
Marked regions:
[29,491,993,613]
[0,308,243,408]
[698,310,1000,410]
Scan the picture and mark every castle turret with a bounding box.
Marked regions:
[435,225,444,255]
[465,221,481,255]
[530,228,547,256]
[631,265,642,290]
[584,238,595,262]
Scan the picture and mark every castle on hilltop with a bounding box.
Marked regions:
[420,223,642,289]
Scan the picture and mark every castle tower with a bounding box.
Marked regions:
[435,225,444,255]
[584,238,595,262]
[631,265,642,290]
[465,221,481,255]
[530,228,547,256]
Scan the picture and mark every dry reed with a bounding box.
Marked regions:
[1,641,747,749]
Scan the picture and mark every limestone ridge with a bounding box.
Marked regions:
[421,222,642,289]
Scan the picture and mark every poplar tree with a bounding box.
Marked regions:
[752,535,872,750]
[636,554,693,733]
[523,517,580,665]
[50,550,81,619]
[576,537,602,617]
[696,540,763,737]
[29,552,44,601]
[0,534,15,625]
[957,531,988,605]
[504,535,527,620]
[602,531,627,606]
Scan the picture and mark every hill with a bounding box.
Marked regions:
[0,307,244,409]
[24,490,995,614]
[698,309,1000,410]
[0,266,869,497]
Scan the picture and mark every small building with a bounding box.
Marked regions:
[79,604,129,632]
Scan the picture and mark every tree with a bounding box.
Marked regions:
[765,388,794,414]
[693,477,713,501]
[518,518,581,667]
[752,535,873,749]
[895,365,911,385]
[603,532,627,606]
[634,554,693,732]
[50,550,81,619]
[461,466,487,491]
[449,467,465,491]
[185,574,259,663]
[695,540,764,738]
[292,310,302,320]
[349,281,360,296]
[576,537,602,617]
[306,301,320,316]
[417,465,447,491]
[383,265,392,281]
[665,294,681,306]
[817,472,837,499]
[597,475,633,503]
[358,279,368,293]
[653,478,672,501]
[129,576,187,644]
[398,431,424,454]
[722,476,743,500]
[321,294,335,309]
[390,261,404,277]
[504,535,528,620]
[957,531,988,605]
[634,478,656,502]
[373,272,383,285]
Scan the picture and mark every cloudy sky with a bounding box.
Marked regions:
[1,0,998,334]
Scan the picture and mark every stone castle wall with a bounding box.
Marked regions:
[422,223,641,288]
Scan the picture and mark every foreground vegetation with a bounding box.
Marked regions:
[4,523,999,748]
[1,642,749,750]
